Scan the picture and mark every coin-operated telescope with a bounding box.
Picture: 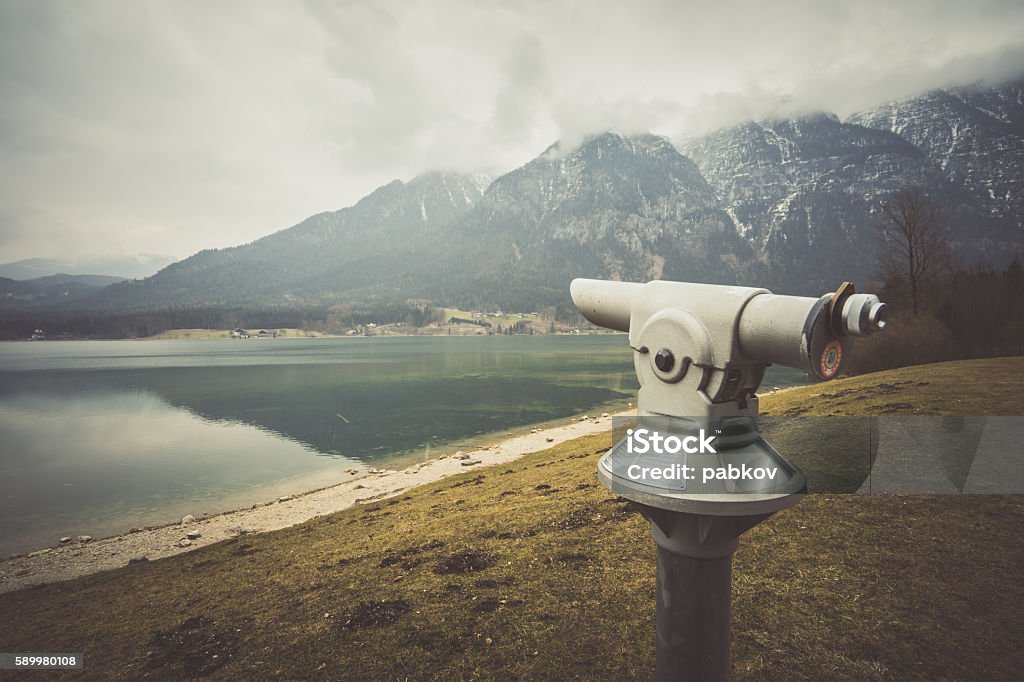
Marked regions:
[571,278,885,681]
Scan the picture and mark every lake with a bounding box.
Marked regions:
[0,335,809,554]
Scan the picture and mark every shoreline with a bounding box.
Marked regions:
[2,330,621,342]
[0,410,629,595]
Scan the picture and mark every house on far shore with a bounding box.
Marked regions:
[231,328,249,339]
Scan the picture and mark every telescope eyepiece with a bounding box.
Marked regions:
[841,294,887,336]
[868,301,887,331]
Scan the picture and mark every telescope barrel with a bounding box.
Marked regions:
[737,293,821,372]
[570,278,641,333]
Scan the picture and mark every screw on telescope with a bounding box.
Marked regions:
[654,348,675,372]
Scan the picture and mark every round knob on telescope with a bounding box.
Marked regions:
[654,348,675,372]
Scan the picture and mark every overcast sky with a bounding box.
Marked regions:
[1,0,1022,264]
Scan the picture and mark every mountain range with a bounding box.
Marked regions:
[7,78,1024,315]
[0,254,176,281]
[0,273,128,306]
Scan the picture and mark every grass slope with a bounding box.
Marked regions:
[1,358,1022,680]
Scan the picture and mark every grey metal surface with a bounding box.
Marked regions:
[655,547,731,682]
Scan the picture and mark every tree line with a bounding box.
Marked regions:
[848,187,1024,373]
[0,302,449,340]
[0,304,332,340]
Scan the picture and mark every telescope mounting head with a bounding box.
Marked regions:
[571,278,886,421]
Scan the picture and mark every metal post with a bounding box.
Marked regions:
[655,546,732,682]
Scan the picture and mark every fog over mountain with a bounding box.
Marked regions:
[28,78,1010,317]
[2,1,1023,265]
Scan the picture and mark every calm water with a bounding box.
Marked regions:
[0,336,808,554]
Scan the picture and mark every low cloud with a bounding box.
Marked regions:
[0,0,1022,263]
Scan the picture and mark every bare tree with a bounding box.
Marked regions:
[876,188,954,316]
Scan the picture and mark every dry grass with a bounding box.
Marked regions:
[761,356,1022,417]
[0,358,1022,680]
